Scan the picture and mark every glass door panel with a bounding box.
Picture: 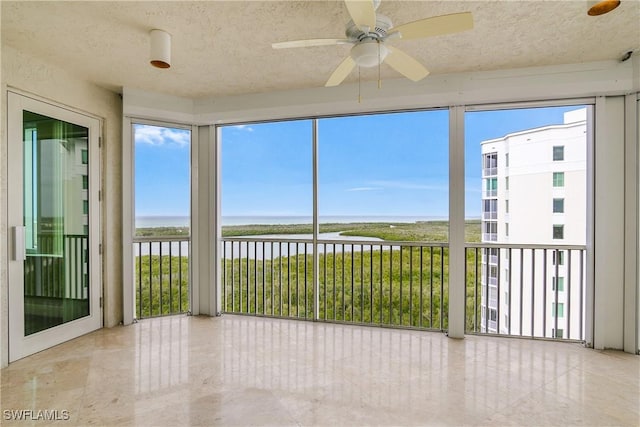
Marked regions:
[23,111,90,335]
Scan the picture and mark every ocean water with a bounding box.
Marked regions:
[136,216,190,228]
[136,215,448,228]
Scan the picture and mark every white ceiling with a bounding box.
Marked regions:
[2,1,639,99]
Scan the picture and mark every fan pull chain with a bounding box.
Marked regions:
[358,66,362,103]
[377,40,382,89]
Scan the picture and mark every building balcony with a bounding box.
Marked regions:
[482,166,498,177]
[482,211,498,220]
[482,233,498,242]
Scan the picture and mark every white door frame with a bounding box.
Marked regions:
[7,91,102,362]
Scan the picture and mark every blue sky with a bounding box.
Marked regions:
[134,125,190,216]
[134,105,582,219]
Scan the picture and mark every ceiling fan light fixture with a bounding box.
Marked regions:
[587,0,620,16]
[351,41,388,68]
[150,29,171,69]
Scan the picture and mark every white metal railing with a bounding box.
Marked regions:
[221,237,449,330]
[482,233,498,242]
[465,243,586,342]
[483,211,498,220]
[482,167,498,177]
[133,236,190,319]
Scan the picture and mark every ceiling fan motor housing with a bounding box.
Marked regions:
[345,13,393,42]
[346,13,393,67]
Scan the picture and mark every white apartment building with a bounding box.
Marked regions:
[480,108,587,340]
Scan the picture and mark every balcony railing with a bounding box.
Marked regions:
[482,233,498,242]
[24,234,88,299]
[133,237,190,319]
[221,237,448,330]
[482,211,498,220]
[482,167,498,177]
[465,244,586,341]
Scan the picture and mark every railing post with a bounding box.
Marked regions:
[312,119,320,321]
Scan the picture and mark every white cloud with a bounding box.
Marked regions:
[232,124,254,132]
[134,125,190,147]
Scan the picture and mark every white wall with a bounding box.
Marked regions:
[1,45,123,367]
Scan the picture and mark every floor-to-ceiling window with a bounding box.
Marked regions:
[133,123,191,319]
[219,109,450,329]
[220,120,314,317]
[464,104,591,340]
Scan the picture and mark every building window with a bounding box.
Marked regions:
[83,224,89,235]
[505,153,509,167]
[483,153,498,176]
[552,277,565,291]
[553,250,565,266]
[506,223,509,236]
[552,303,565,318]
[552,328,564,338]
[489,265,498,278]
[82,175,89,190]
[553,224,564,239]
[81,149,88,165]
[485,177,498,196]
[83,200,89,215]
[504,314,509,329]
[483,199,498,219]
[553,172,564,187]
[505,199,509,213]
[490,309,497,321]
[553,146,564,161]
[505,176,509,190]
[553,198,564,213]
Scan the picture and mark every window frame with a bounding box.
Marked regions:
[553,145,565,161]
[553,172,565,187]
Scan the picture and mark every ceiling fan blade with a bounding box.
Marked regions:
[388,12,473,40]
[325,56,356,87]
[272,38,352,49]
[384,46,429,82]
[344,0,376,31]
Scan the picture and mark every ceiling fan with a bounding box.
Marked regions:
[272,0,473,87]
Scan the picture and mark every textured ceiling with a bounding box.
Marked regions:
[2,1,639,98]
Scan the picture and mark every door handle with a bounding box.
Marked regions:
[12,226,26,261]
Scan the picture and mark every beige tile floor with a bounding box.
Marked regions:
[1,315,639,426]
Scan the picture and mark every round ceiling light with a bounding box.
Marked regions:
[351,40,389,68]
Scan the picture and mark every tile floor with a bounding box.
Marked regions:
[1,315,639,426]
